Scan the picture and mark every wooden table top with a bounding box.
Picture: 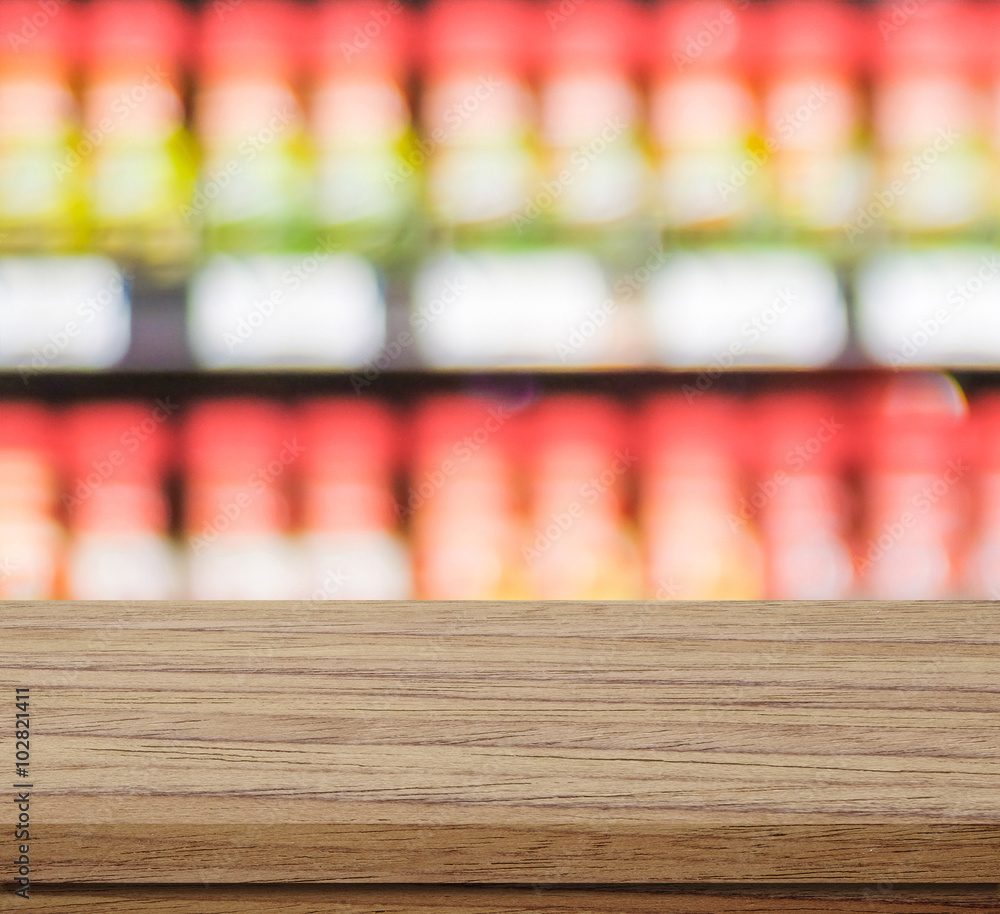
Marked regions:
[15,884,1000,913]
[3,600,999,884]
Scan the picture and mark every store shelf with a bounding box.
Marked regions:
[7,599,1000,883]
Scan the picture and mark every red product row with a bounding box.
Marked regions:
[5,0,1000,246]
[7,0,993,82]
[0,376,998,601]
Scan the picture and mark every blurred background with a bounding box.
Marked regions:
[0,0,998,601]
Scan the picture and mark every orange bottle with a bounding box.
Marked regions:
[760,0,868,234]
[81,0,196,274]
[194,0,313,252]
[0,0,82,252]
[751,391,854,599]
[409,395,526,599]
[650,0,758,232]
[298,397,412,599]
[857,374,968,599]
[537,0,647,242]
[523,395,641,599]
[309,0,417,255]
[0,402,61,598]
[962,394,1000,599]
[870,1,990,236]
[182,398,302,599]
[420,0,539,236]
[63,401,179,599]
[638,393,764,600]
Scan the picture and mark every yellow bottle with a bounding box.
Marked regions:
[0,0,84,253]
[80,0,198,280]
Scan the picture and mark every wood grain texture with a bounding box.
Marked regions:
[2,600,999,883]
[8,884,1000,913]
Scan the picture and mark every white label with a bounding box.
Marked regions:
[67,534,180,600]
[412,249,614,367]
[856,248,1000,367]
[301,531,412,600]
[645,248,846,368]
[188,253,386,368]
[186,534,303,600]
[0,257,130,371]
[0,519,60,600]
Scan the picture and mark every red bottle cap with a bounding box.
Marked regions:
[412,395,519,477]
[751,391,847,475]
[864,374,967,472]
[0,401,52,453]
[298,397,398,478]
[0,0,76,69]
[639,392,742,472]
[529,394,628,474]
[198,0,303,80]
[969,394,1000,471]
[543,0,644,75]
[872,0,987,78]
[652,0,749,76]
[64,401,173,484]
[183,398,291,480]
[84,0,190,76]
[312,0,411,80]
[421,0,536,77]
[760,0,863,77]
[297,397,401,530]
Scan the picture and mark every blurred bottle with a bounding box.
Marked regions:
[0,402,61,598]
[409,395,526,599]
[536,0,647,253]
[760,0,868,237]
[298,397,411,599]
[81,0,197,279]
[309,0,419,260]
[988,5,1000,228]
[650,0,758,233]
[0,0,83,252]
[63,401,180,599]
[638,393,764,599]
[857,374,968,599]
[524,395,641,599]
[870,0,990,237]
[194,0,313,253]
[751,391,854,599]
[183,399,302,599]
[963,395,1000,599]
[420,0,539,242]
